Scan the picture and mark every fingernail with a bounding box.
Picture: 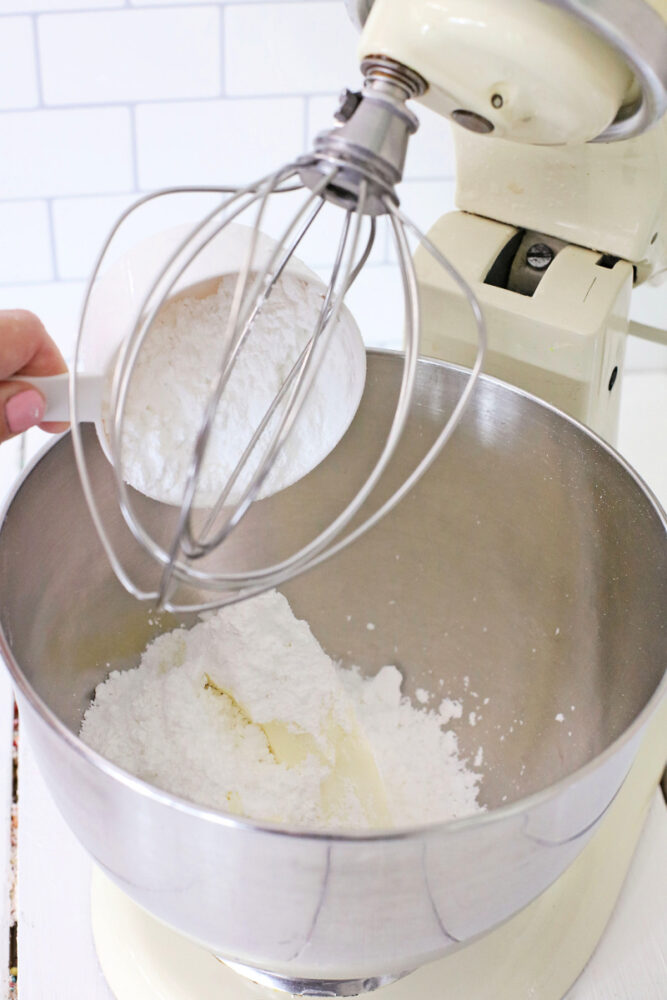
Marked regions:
[6,389,45,434]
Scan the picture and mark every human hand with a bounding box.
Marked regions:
[1,310,69,444]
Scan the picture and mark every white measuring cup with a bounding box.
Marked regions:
[8,371,102,423]
[11,222,367,503]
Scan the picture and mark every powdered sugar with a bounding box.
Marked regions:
[339,666,483,825]
[80,590,483,830]
[113,271,364,507]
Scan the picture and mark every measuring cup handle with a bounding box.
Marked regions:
[6,373,103,423]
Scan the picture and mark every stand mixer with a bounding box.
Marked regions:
[1,1,666,999]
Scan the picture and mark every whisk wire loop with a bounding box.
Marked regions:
[157,166,311,595]
[111,163,317,588]
[71,170,309,601]
[100,171,297,557]
[297,200,488,570]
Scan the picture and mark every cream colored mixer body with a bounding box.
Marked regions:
[413,117,667,442]
[355,0,667,443]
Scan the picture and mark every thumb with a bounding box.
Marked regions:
[0,380,46,444]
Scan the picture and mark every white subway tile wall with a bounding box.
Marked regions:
[51,193,137,279]
[0,0,664,488]
[0,1,123,11]
[135,97,304,187]
[0,17,39,110]
[0,107,133,198]
[224,3,361,95]
[0,201,53,282]
[0,280,86,361]
[38,9,222,105]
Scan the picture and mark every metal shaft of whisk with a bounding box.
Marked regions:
[109,163,307,591]
[72,169,307,605]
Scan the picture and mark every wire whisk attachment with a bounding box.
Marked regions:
[70,55,487,612]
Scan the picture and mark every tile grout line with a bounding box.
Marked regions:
[0,0,337,13]
[0,278,85,289]
[29,13,45,109]
[0,5,120,16]
[219,3,226,98]
[45,199,60,281]
[0,260,403,289]
[0,177,456,207]
[0,191,137,207]
[302,95,310,156]
[128,104,140,192]
[0,93,341,113]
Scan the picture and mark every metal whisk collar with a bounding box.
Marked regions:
[70,57,487,612]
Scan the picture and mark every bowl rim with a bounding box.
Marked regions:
[1,351,665,844]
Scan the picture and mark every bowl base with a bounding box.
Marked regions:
[223,959,407,995]
[92,870,411,999]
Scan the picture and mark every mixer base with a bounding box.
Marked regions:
[89,801,646,998]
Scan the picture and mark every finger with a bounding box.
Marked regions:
[0,384,69,438]
[0,380,46,444]
[0,310,70,437]
[0,309,68,381]
[38,417,71,434]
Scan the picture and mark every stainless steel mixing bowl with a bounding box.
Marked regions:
[1,352,665,996]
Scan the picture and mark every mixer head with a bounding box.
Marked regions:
[70,54,487,613]
[348,0,667,144]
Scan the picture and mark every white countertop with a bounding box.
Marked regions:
[0,369,665,1000]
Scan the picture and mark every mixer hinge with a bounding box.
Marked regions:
[484,229,622,297]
